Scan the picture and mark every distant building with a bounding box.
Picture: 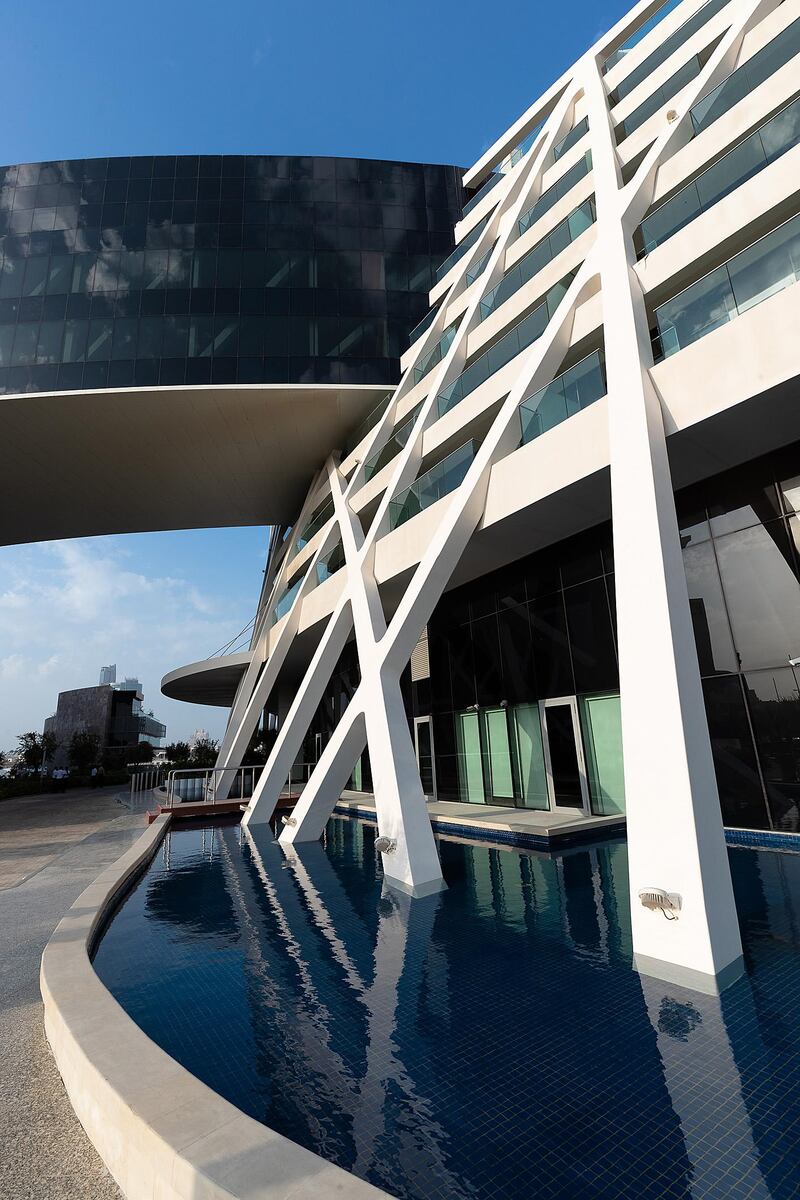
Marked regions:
[99,665,116,686]
[188,729,211,749]
[43,670,166,769]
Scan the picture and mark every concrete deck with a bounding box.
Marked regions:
[0,786,146,1200]
[335,793,625,844]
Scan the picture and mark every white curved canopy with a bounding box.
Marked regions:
[0,382,386,545]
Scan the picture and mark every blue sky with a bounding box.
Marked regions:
[0,0,628,750]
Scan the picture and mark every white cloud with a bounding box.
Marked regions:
[0,534,261,752]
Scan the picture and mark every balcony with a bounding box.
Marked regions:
[553,117,589,161]
[438,272,577,419]
[462,169,506,219]
[294,494,334,553]
[315,541,345,585]
[434,217,489,284]
[363,402,423,481]
[617,53,703,141]
[636,96,800,256]
[610,0,730,104]
[518,152,592,238]
[466,245,495,285]
[272,577,302,625]
[653,211,800,358]
[388,441,475,529]
[689,15,800,136]
[602,0,684,72]
[342,392,392,457]
[413,320,460,384]
[406,305,440,349]
[481,199,595,321]
[519,349,606,444]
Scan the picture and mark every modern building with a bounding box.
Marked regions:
[157,0,800,993]
[44,672,166,768]
[99,664,116,686]
[0,155,464,543]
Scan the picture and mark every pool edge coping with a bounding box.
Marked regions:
[39,811,389,1200]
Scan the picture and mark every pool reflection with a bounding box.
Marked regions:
[93,817,800,1199]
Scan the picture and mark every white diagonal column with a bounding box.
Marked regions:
[584,51,743,993]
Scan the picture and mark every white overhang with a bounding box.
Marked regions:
[0,382,387,546]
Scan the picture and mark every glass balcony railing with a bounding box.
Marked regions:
[413,320,460,384]
[653,211,800,359]
[388,441,475,530]
[295,494,334,553]
[553,117,589,161]
[505,121,546,169]
[462,169,506,219]
[481,199,595,322]
[272,578,302,625]
[437,271,577,419]
[519,349,606,444]
[435,217,489,283]
[617,53,703,141]
[315,541,345,585]
[363,402,423,481]
[407,304,440,349]
[518,152,592,238]
[342,392,392,457]
[611,0,730,104]
[636,96,800,256]
[690,15,800,136]
[466,244,495,285]
[603,0,684,72]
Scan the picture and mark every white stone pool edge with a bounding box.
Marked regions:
[40,812,388,1200]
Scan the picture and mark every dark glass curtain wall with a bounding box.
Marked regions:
[0,155,464,394]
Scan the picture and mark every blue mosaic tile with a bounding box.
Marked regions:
[94,816,800,1200]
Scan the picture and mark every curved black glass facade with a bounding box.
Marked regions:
[0,155,464,394]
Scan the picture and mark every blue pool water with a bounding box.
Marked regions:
[93,817,800,1199]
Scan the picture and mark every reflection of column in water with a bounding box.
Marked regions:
[279,834,460,1192]
[639,973,770,1198]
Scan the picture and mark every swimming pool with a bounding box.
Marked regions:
[93,817,800,1199]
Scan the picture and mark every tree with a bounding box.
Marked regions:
[68,730,100,774]
[16,731,57,774]
[0,749,7,771]
[164,741,190,763]
[190,736,219,768]
[131,741,155,764]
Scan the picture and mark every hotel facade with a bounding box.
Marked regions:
[6,0,800,992]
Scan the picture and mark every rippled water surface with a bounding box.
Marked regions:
[93,817,800,1199]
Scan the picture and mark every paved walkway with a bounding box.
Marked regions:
[0,786,146,1199]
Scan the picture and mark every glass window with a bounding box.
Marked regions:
[111,317,137,360]
[455,711,485,804]
[86,318,113,360]
[745,667,800,831]
[0,325,14,367]
[36,322,63,364]
[188,315,214,357]
[62,319,88,363]
[46,255,72,294]
[715,520,800,671]
[580,694,625,816]
[564,578,618,692]
[22,256,49,297]
[0,260,24,298]
[137,316,163,358]
[11,324,38,366]
[655,263,735,357]
[531,593,573,697]
[682,540,738,674]
[702,675,769,830]
[510,704,549,809]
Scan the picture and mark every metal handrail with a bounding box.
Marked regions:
[164,762,318,808]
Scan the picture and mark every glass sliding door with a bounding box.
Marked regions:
[414,716,437,799]
[580,694,626,815]
[480,708,516,802]
[456,710,485,804]
[510,704,550,809]
[540,697,590,811]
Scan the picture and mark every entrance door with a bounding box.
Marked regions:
[480,708,516,804]
[414,716,437,800]
[540,697,590,812]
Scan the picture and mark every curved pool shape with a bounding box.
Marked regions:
[93,817,800,1199]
